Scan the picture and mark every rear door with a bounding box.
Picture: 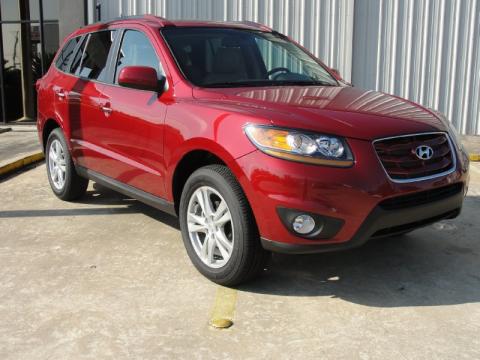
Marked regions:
[97,27,168,198]
[67,30,119,173]
[50,35,84,142]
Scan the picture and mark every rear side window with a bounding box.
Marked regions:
[114,30,162,83]
[55,36,81,72]
[77,30,117,81]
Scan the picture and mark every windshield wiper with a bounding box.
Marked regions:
[203,81,275,88]
[202,80,337,88]
[272,80,336,87]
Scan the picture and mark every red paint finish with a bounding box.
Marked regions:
[37,17,469,251]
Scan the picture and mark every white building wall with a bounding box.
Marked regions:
[93,0,480,134]
[96,0,354,82]
[353,0,480,134]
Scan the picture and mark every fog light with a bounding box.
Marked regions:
[292,215,315,234]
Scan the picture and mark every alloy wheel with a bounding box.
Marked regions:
[187,186,234,268]
[48,139,67,190]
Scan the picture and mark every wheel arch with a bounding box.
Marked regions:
[42,118,62,151]
[171,149,227,214]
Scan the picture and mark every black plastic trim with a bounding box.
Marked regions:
[76,166,177,217]
[261,183,465,254]
[379,183,463,210]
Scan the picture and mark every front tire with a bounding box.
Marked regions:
[179,165,270,286]
[46,128,88,200]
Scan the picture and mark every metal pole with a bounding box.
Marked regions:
[96,3,101,22]
[0,6,6,124]
[19,0,34,121]
[84,0,89,25]
[38,0,46,75]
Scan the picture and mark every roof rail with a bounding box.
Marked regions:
[141,14,175,26]
[112,14,174,26]
[233,20,272,32]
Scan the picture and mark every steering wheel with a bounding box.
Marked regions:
[267,67,290,79]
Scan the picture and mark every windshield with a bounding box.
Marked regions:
[161,27,338,88]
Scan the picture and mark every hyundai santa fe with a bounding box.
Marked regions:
[37,16,470,285]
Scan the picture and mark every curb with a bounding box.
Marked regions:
[470,154,480,162]
[0,152,45,177]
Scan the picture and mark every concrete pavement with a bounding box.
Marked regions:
[0,125,43,177]
[0,163,480,359]
[0,125,41,167]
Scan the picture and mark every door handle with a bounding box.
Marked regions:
[56,89,66,99]
[101,105,112,115]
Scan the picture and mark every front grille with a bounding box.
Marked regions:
[379,183,463,210]
[374,133,455,181]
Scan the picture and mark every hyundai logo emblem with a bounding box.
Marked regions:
[415,145,434,160]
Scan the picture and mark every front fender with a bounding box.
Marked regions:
[163,101,263,200]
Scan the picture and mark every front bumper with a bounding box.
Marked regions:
[261,184,463,254]
[233,137,469,253]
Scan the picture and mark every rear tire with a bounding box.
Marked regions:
[46,128,88,201]
[179,165,270,286]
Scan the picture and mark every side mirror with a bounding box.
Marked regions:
[118,66,164,92]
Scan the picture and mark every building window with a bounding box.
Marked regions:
[0,0,59,123]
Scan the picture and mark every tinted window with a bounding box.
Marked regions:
[162,27,337,87]
[55,36,80,72]
[115,30,161,83]
[70,36,87,75]
[78,30,117,81]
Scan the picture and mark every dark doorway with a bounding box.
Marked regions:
[0,0,59,124]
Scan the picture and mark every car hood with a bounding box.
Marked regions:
[192,86,446,140]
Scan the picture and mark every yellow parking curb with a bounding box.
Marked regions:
[470,153,480,162]
[0,152,44,177]
[209,286,237,329]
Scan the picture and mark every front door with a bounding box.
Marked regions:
[97,28,168,198]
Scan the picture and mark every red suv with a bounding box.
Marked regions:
[37,16,470,285]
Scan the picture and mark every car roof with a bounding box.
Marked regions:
[73,15,273,36]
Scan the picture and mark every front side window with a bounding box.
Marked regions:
[77,30,117,81]
[55,36,81,72]
[114,30,162,83]
[161,27,337,87]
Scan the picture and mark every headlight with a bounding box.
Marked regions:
[244,124,354,167]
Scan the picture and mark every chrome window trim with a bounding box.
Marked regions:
[53,28,168,92]
[372,131,457,184]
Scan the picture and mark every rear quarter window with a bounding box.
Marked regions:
[55,36,81,72]
[70,36,88,75]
